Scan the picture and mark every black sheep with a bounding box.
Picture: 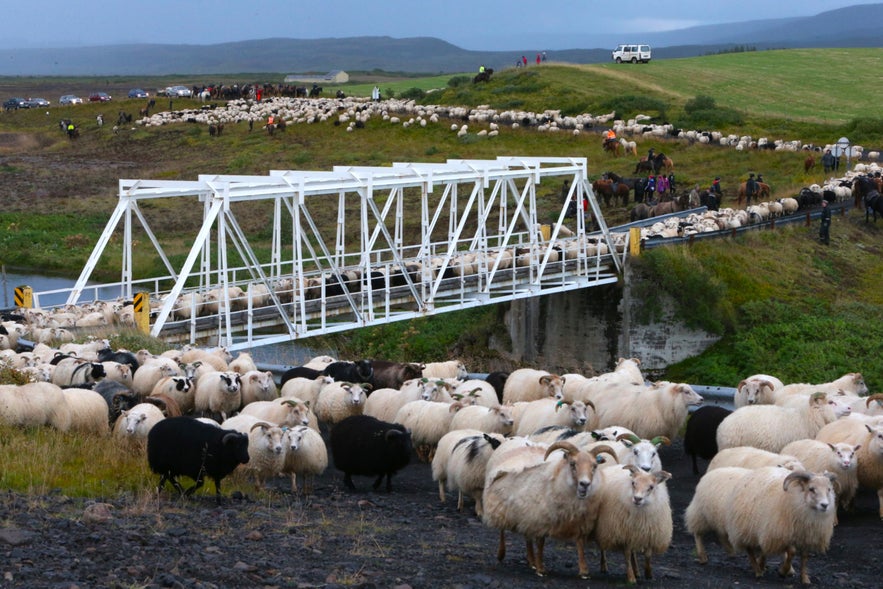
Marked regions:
[370,360,424,391]
[330,415,412,492]
[322,360,374,385]
[147,417,250,503]
[683,405,733,475]
[485,371,510,405]
[279,365,323,387]
[93,380,139,426]
[97,347,140,376]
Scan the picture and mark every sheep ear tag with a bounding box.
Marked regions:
[555,400,564,412]
[596,455,606,464]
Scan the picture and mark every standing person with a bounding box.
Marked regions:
[522,55,528,67]
[667,173,676,195]
[644,175,656,203]
[711,176,722,197]
[822,149,835,173]
[819,199,831,245]
[656,174,669,198]
[689,184,701,207]
[542,51,547,62]
[256,86,262,102]
[745,173,758,205]
[536,53,541,65]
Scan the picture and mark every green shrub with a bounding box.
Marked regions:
[599,95,668,121]
[399,87,426,100]
[447,76,471,88]
[684,95,717,113]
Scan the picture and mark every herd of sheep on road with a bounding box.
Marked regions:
[1,336,881,585]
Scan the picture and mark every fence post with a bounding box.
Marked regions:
[133,292,150,334]
[14,285,32,309]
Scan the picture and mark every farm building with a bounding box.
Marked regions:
[283,71,349,85]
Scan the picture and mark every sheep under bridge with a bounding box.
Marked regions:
[29,157,628,351]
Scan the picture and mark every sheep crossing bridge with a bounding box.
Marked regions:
[45,157,629,351]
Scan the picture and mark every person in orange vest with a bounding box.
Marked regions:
[267,114,275,127]
[604,128,616,149]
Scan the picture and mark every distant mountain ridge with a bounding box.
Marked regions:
[1,4,880,76]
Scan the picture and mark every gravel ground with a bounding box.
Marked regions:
[1,439,880,589]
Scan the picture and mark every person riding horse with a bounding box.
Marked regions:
[604,128,617,149]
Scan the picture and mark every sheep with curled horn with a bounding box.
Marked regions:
[482,440,618,578]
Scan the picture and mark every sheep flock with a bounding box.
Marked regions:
[2,342,880,584]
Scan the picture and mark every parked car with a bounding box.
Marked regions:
[59,95,83,105]
[612,44,652,63]
[163,85,192,98]
[25,97,51,108]
[128,88,149,99]
[3,97,27,111]
[89,92,112,102]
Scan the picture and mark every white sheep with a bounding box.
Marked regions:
[734,374,784,407]
[239,370,278,405]
[593,381,703,440]
[513,398,596,437]
[725,467,837,585]
[717,392,837,453]
[774,372,869,403]
[431,429,504,515]
[228,351,257,374]
[452,380,500,407]
[707,446,805,472]
[132,357,181,397]
[282,425,328,494]
[242,421,287,488]
[363,378,450,423]
[149,376,196,415]
[482,441,617,578]
[101,361,133,387]
[0,382,72,431]
[816,418,883,518]
[193,371,243,421]
[279,374,334,406]
[422,360,467,380]
[394,399,464,460]
[448,404,514,436]
[302,355,336,371]
[61,388,111,435]
[51,357,104,387]
[591,465,673,584]
[112,402,165,448]
[181,346,231,372]
[781,439,860,513]
[313,382,369,426]
[239,397,317,430]
[684,466,749,563]
[501,368,565,404]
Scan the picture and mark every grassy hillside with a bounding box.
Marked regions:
[0,49,882,390]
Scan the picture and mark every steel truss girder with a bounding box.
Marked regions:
[62,157,626,350]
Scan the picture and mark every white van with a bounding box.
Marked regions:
[612,44,652,64]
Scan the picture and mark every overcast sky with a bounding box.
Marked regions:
[1,0,866,50]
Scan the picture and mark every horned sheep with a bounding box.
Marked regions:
[501,368,565,404]
[716,392,838,453]
[482,441,617,578]
[781,438,860,513]
[513,398,596,437]
[734,374,784,408]
[239,397,316,430]
[279,374,334,406]
[725,467,838,585]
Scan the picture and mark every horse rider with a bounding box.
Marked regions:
[479,64,485,74]
[604,128,617,149]
[745,173,759,205]
[647,147,655,162]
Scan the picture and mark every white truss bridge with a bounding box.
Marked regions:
[48,156,628,352]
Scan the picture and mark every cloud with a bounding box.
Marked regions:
[619,18,704,32]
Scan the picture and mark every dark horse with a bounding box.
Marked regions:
[634,152,667,175]
[592,179,629,207]
[605,172,644,202]
[473,68,494,83]
[853,175,883,211]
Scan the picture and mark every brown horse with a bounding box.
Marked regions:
[602,139,621,157]
[737,182,770,206]
[650,193,690,216]
[592,179,629,207]
[804,155,816,173]
[852,175,883,210]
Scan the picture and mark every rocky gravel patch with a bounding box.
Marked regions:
[1,441,880,589]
